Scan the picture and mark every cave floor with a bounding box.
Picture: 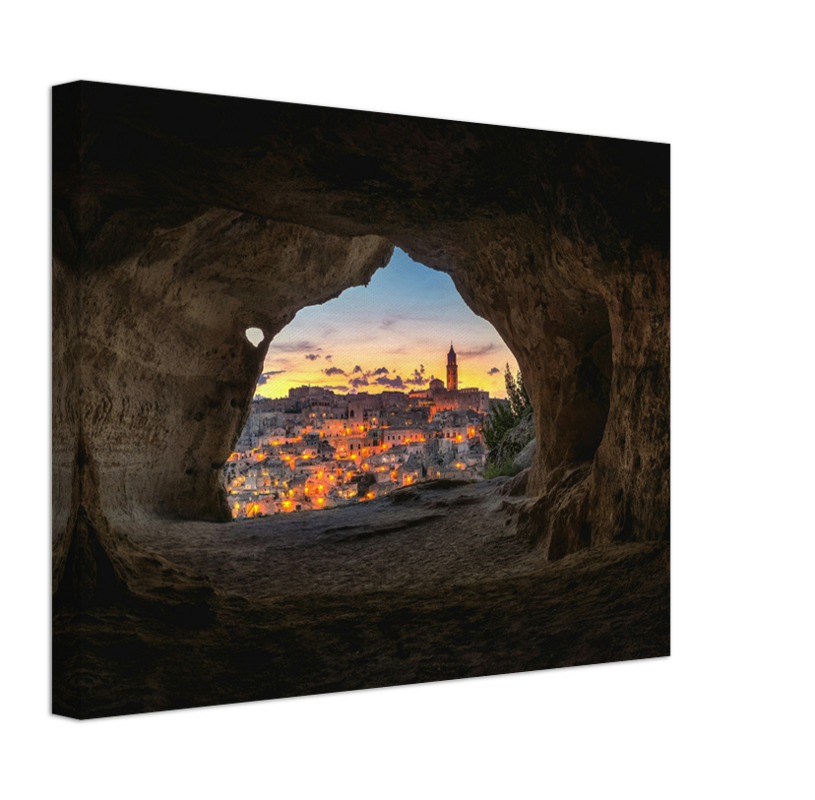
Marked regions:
[52,479,670,718]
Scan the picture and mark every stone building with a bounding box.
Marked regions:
[408,345,490,416]
[381,427,425,447]
[379,391,409,410]
[347,392,381,425]
[446,343,458,391]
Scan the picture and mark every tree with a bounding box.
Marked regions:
[504,363,531,419]
[482,364,532,451]
[357,472,377,496]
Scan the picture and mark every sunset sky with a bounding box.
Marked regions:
[252,248,518,400]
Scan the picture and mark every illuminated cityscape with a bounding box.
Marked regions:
[226,344,493,518]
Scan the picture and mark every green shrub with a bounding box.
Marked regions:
[481,457,522,480]
[483,399,517,450]
[483,364,532,451]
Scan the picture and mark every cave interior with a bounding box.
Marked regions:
[52,81,670,718]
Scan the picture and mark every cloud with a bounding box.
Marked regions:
[321,384,348,392]
[350,376,369,388]
[488,367,500,375]
[372,367,390,376]
[323,366,346,376]
[268,341,321,353]
[457,343,500,358]
[406,366,427,385]
[375,375,406,389]
[256,370,285,385]
[325,355,332,361]
[305,353,320,361]
[352,365,363,374]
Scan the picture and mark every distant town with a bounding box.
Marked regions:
[225,344,500,518]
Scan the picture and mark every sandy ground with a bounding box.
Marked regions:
[53,479,669,718]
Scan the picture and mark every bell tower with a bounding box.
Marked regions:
[446,343,458,391]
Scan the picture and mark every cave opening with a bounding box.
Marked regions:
[224,247,521,519]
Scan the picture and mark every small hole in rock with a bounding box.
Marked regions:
[245,328,265,347]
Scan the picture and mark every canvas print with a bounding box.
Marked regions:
[52,82,670,718]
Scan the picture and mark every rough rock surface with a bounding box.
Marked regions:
[489,412,537,468]
[54,480,669,717]
[51,82,669,714]
[512,437,538,474]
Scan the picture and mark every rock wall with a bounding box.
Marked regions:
[52,81,669,598]
[52,240,80,593]
[79,210,391,526]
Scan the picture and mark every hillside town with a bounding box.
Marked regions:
[225,345,496,518]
